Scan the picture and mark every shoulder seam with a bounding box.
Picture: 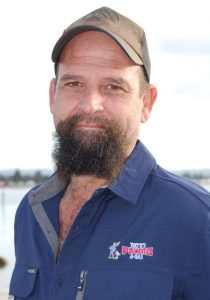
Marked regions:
[150,170,210,211]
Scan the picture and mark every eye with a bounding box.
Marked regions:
[106,84,122,91]
[104,84,127,95]
[65,81,82,87]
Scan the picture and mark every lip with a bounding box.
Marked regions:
[75,123,104,130]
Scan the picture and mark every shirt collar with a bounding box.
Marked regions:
[29,140,155,206]
[108,140,156,204]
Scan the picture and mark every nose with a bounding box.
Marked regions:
[79,89,104,114]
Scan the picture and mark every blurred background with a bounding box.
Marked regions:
[0,0,210,298]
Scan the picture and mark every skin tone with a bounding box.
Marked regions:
[49,31,157,242]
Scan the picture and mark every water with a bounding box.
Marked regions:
[0,185,210,297]
[0,187,29,296]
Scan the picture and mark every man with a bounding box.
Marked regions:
[9,7,210,300]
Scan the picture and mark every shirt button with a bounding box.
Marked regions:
[74,224,80,232]
[57,279,63,287]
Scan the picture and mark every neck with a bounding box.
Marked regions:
[65,175,111,201]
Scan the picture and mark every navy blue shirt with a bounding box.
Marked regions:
[9,141,210,299]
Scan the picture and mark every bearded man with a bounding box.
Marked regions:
[9,7,210,300]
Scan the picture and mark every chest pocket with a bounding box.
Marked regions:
[9,265,38,300]
[83,268,173,300]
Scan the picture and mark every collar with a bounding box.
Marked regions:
[29,174,67,205]
[29,140,156,206]
[108,140,156,204]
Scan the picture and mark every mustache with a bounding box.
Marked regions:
[56,113,110,131]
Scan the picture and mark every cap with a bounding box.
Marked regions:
[52,7,151,82]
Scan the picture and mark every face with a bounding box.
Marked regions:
[50,31,157,156]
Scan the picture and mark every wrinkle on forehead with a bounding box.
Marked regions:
[59,31,135,68]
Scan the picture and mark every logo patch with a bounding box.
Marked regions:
[108,242,121,260]
[108,242,154,260]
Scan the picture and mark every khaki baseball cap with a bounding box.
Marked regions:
[52,7,151,82]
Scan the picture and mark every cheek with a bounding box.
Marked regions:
[124,104,142,138]
[106,99,141,126]
[51,103,68,127]
[126,113,140,133]
[111,109,140,138]
[52,96,77,122]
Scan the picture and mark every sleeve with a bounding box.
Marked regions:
[186,213,210,300]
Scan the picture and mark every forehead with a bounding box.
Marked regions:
[59,31,136,68]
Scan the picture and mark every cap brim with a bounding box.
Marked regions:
[52,25,143,66]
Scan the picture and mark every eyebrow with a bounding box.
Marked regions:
[104,77,131,89]
[59,74,82,82]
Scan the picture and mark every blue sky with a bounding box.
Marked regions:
[0,0,209,171]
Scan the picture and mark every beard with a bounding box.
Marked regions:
[52,113,128,182]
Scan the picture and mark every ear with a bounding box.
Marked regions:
[49,78,56,114]
[141,84,157,123]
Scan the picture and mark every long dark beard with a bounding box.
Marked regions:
[52,113,128,181]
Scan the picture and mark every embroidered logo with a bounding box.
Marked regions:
[108,242,154,260]
[84,7,119,23]
[122,243,154,260]
[108,242,121,260]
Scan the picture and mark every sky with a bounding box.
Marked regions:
[0,0,209,171]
